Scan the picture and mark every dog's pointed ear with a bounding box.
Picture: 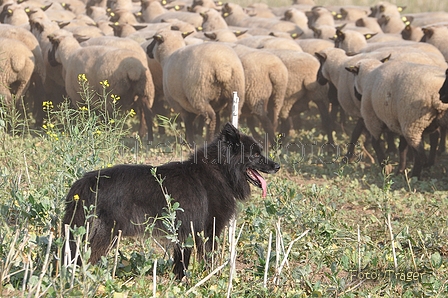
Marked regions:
[220,122,240,145]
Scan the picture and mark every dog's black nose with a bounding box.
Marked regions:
[274,163,281,172]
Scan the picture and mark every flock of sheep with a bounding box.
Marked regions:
[2,0,448,177]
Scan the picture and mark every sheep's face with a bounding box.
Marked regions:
[146,30,191,63]
[221,3,232,18]
[333,29,345,48]
[315,52,329,85]
[48,35,62,67]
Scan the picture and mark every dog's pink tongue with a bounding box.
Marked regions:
[251,170,267,198]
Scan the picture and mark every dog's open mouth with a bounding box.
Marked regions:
[246,168,267,198]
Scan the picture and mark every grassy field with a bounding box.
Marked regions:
[1,74,447,297]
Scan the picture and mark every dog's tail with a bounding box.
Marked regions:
[62,175,96,229]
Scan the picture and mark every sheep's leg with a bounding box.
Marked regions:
[396,136,408,174]
[246,116,262,141]
[257,113,276,145]
[29,73,46,127]
[410,143,427,178]
[438,127,446,155]
[343,118,365,163]
[182,111,196,145]
[385,132,397,154]
[152,99,168,135]
[371,136,392,175]
[279,117,291,136]
[140,98,154,142]
[314,100,335,145]
[205,105,216,142]
[215,110,221,136]
[427,130,439,167]
[328,82,339,124]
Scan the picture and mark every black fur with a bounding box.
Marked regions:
[63,123,280,279]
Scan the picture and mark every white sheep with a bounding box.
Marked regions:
[369,2,405,19]
[0,24,46,117]
[420,26,448,62]
[236,35,303,51]
[401,24,424,41]
[0,37,35,107]
[147,29,245,143]
[355,16,383,33]
[346,59,448,177]
[230,44,288,143]
[263,49,333,144]
[377,14,406,34]
[47,30,155,140]
[200,8,228,31]
[80,35,159,140]
[221,3,303,36]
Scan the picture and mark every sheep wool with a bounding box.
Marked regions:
[48,30,154,140]
[147,29,245,143]
[349,59,448,177]
[0,37,35,105]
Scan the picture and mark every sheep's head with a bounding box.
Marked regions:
[420,27,434,42]
[221,3,232,18]
[47,34,62,67]
[315,52,328,85]
[333,29,345,48]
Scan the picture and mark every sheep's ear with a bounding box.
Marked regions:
[200,12,208,21]
[355,18,365,26]
[219,122,240,146]
[380,54,391,63]
[345,66,359,75]
[182,31,194,38]
[422,27,434,39]
[58,21,70,28]
[153,34,164,43]
[204,32,217,40]
[315,52,326,63]
[133,24,147,31]
[41,3,52,11]
[234,30,247,37]
[364,32,377,40]
[336,23,347,30]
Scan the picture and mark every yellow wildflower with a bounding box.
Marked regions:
[42,101,54,110]
[73,194,80,201]
[79,106,89,111]
[129,108,136,117]
[77,73,87,82]
[111,94,120,103]
[100,80,110,88]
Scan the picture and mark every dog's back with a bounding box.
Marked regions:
[63,123,280,278]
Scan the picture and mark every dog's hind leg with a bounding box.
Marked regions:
[173,245,192,279]
[87,218,115,264]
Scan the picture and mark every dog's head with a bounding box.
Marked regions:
[218,123,280,198]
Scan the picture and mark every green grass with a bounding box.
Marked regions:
[1,75,447,297]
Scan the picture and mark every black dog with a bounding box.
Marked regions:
[63,123,280,278]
